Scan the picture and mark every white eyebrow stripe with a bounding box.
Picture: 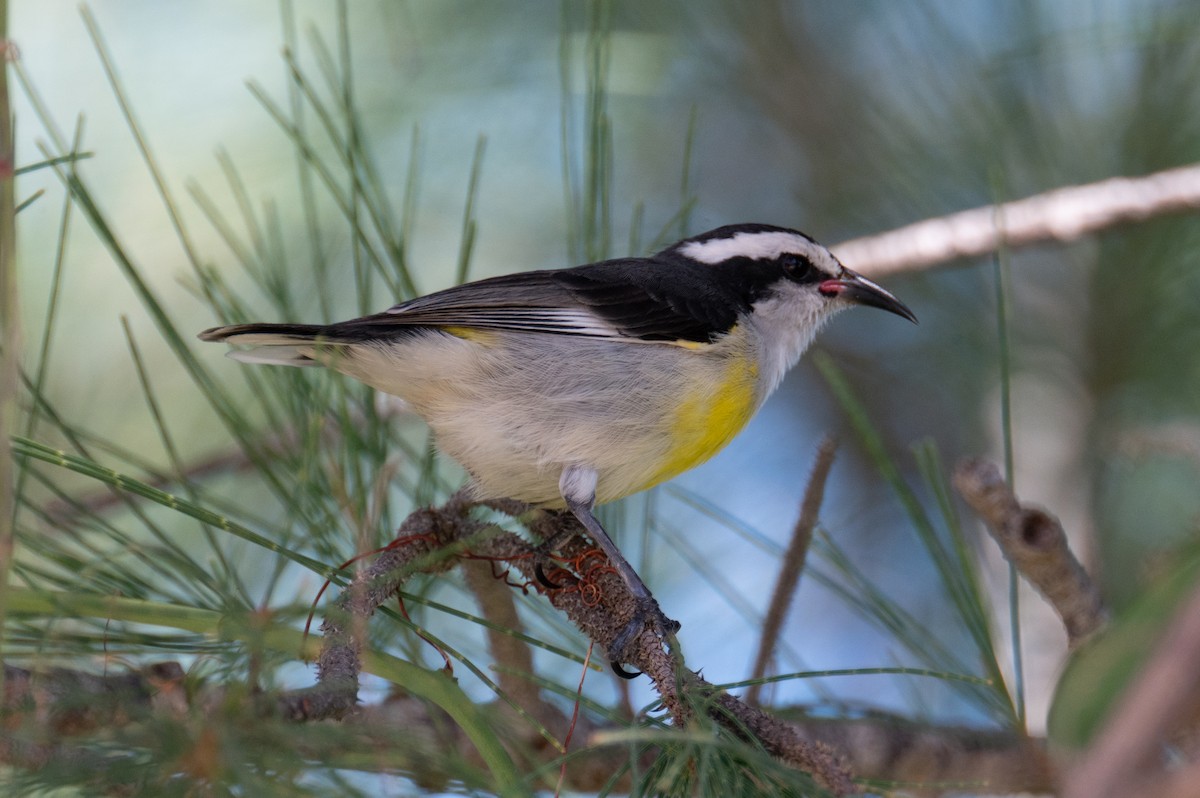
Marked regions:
[679,230,820,264]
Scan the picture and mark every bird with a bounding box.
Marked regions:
[199,222,917,674]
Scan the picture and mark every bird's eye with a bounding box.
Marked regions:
[781,253,816,283]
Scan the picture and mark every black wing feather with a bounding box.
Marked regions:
[314,255,760,344]
[551,260,744,342]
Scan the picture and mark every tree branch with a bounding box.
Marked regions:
[833,162,1200,277]
[953,457,1107,648]
[271,494,1070,795]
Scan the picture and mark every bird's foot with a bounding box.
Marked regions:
[531,516,582,589]
[531,539,579,590]
[609,598,681,679]
[534,557,574,590]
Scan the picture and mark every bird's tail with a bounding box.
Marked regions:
[198,323,349,367]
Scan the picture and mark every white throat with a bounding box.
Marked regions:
[745,289,841,399]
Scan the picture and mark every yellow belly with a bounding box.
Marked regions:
[340,323,763,506]
[646,355,759,489]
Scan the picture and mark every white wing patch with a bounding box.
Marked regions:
[680,230,840,274]
[391,306,625,338]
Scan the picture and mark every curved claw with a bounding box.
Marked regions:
[610,660,641,679]
[534,561,563,589]
[606,599,681,677]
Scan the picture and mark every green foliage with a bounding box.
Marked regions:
[5,1,1200,795]
[815,356,1019,726]
[7,6,525,794]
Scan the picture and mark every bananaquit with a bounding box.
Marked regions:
[200,223,917,672]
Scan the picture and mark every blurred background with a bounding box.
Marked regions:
[9,0,1200,751]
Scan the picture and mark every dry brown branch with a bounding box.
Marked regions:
[746,436,837,707]
[276,500,474,722]
[271,496,1069,795]
[1062,579,1200,798]
[833,162,1200,277]
[954,457,1107,647]
[0,482,1067,796]
[272,499,856,794]
[471,513,856,789]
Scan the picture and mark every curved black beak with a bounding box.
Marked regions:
[819,268,918,324]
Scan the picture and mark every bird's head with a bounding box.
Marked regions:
[663,223,917,389]
[668,222,916,324]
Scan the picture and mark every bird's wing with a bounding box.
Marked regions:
[331,259,745,344]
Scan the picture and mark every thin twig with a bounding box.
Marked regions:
[834,162,1200,277]
[953,458,1107,647]
[746,436,837,707]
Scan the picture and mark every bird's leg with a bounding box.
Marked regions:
[559,465,680,677]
